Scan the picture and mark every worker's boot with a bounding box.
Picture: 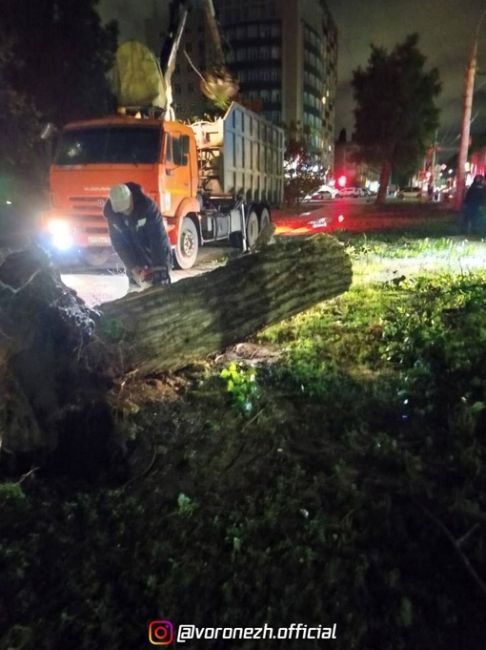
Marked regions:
[147,266,171,287]
[127,278,141,293]
[126,269,143,293]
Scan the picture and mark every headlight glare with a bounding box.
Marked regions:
[47,219,74,250]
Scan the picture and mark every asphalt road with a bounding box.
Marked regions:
[275,197,454,233]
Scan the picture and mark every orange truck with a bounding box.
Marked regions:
[41,102,284,269]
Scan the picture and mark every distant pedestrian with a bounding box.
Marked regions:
[461,175,485,235]
[104,183,172,292]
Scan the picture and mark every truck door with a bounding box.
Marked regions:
[163,131,191,215]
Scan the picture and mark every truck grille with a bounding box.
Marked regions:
[69,196,108,235]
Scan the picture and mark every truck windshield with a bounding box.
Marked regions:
[55,126,161,165]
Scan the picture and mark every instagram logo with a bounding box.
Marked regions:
[148,620,174,646]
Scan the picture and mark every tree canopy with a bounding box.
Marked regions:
[283,122,326,205]
[352,34,441,202]
[0,0,118,190]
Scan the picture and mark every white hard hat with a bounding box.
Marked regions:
[109,184,132,213]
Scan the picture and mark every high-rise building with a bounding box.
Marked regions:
[171,1,337,171]
[217,0,337,171]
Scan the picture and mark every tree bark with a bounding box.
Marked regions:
[99,234,352,374]
[376,158,392,204]
[0,235,352,471]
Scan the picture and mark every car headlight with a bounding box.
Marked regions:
[47,219,74,251]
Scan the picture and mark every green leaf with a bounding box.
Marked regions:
[400,597,413,627]
[470,401,485,414]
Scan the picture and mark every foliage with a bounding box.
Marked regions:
[2,239,486,648]
[0,41,43,183]
[352,34,441,202]
[283,122,325,205]
[0,0,118,187]
[219,361,260,414]
[199,70,239,111]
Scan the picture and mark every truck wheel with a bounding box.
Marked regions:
[259,206,270,230]
[84,247,113,268]
[246,210,260,249]
[174,217,199,270]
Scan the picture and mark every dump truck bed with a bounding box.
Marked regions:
[191,102,284,206]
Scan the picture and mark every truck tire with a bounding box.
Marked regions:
[246,210,260,249]
[174,217,199,270]
[259,206,270,230]
[83,247,113,268]
[228,209,265,250]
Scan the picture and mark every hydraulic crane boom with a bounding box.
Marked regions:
[161,1,190,120]
[160,0,238,117]
[201,0,226,69]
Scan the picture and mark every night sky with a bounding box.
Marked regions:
[99,0,486,150]
[326,0,486,149]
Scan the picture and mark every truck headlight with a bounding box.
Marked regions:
[47,219,74,251]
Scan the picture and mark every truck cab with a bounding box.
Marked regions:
[42,103,284,269]
[42,115,202,267]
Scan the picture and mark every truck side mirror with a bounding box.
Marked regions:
[40,123,59,164]
[40,123,58,141]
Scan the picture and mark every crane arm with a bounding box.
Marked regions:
[201,0,226,68]
[160,0,238,115]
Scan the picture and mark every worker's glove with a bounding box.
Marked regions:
[148,266,171,287]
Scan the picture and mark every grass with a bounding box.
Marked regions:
[2,228,486,649]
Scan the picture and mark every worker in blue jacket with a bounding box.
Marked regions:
[104,183,172,291]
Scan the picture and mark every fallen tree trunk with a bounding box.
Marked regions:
[99,234,352,373]
[0,235,352,472]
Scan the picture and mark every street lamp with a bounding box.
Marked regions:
[454,9,486,211]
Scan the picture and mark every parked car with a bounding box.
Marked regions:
[304,191,329,202]
[361,188,377,198]
[397,186,422,200]
[303,185,339,201]
[336,186,365,199]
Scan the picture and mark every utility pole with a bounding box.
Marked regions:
[454,10,486,211]
[431,130,438,176]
